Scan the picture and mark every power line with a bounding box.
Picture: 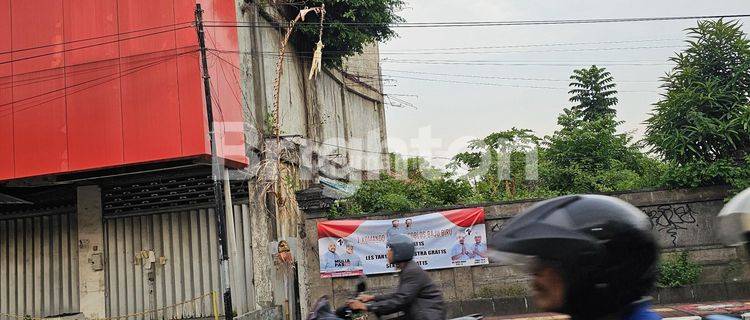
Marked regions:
[207,46,682,62]
[221,44,684,55]
[1,46,199,90]
[381,69,661,83]
[0,50,198,118]
[206,47,662,92]
[379,59,671,67]
[0,25,194,66]
[203,13,750,28]
[375,74,659,93]
[204,31,250,124]
[377,45,684,55]
[389,38,683,52]
[249,44,685,56]
[0,21,194,56]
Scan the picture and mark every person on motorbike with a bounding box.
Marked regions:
[488,194,661,320]
[706,188,750,320]
[347,233,445,320]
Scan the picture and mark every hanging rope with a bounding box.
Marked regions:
[270,6,325,237]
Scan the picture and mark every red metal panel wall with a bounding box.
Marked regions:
[1,0,247,182]
[118,0,182,163]
[0,0,13,180]
[63,0,124,170]
[11,0,69,178]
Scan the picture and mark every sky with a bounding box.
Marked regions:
[379,0,750,168]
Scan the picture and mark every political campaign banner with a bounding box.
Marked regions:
[317,207,488,278]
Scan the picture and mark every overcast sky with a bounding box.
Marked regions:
[380,0,750,167]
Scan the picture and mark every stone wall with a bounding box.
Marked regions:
[301,186,750,316]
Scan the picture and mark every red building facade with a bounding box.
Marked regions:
[0,0,248,181]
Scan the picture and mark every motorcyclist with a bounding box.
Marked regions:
[488,194,661,320]
[716,187,750,256]
[347,233,446,320]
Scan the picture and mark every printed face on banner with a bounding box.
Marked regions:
[317,208,488,278]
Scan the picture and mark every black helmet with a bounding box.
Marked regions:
[489,195,658,320]
[388,233,415,263]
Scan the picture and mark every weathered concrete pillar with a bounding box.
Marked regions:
[76,185,106,319]
[249,185,275,309]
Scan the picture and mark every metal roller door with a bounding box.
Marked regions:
[103,204,255,320]
[104,208,221,320]
[0,210,80,319]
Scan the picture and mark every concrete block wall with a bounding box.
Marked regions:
[301,186,750,315]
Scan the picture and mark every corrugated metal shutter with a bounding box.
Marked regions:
[228,204,256,316]
[104,204,255,320]
[0,211,80,318]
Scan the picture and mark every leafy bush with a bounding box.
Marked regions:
[657,251,702,288]
[329,173,473,217]
[541,111,663,194]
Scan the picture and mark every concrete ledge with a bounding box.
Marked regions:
[492,297,529,315]
[726,282,750,299]
[462,298,496,316]
[658,286,696,304]
[446,301,465,318]
[453,282,750,317]
[654,281,750,305]
[235,306,283,320]
[693,283,729,302]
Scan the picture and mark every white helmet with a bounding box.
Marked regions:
[716,188,750,247]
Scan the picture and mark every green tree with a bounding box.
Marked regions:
[542,110,662,194]
[568,65,619,121]
[645,19,750,190]
[291,0,405,67]
[543,65,663,194]
[450,128,553,202]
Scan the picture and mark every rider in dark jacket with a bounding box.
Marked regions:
[347,233,445,320]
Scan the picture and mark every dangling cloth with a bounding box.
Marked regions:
[308,4,326,80]
[309,40,324,80]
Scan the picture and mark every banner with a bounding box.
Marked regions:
[317,208,488,278]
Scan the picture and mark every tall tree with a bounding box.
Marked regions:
[568,65,619,121]
[645,19,750,190]
[541,66,662,194]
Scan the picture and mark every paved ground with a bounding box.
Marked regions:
[483,301,750,320]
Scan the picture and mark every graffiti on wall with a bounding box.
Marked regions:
[639,204,697,247]
[487,203,698,247]
[490,220,505,232]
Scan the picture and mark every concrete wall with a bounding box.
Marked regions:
[236,2,388,181]
[234,2,389,318]
[301,186,750,315]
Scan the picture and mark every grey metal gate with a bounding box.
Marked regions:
[0,210,80,319]
[103,204,255,320]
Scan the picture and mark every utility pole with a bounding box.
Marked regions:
[195,4,233,320]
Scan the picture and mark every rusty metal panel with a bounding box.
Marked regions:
[0,211,79,318]
[104,204,255,319]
